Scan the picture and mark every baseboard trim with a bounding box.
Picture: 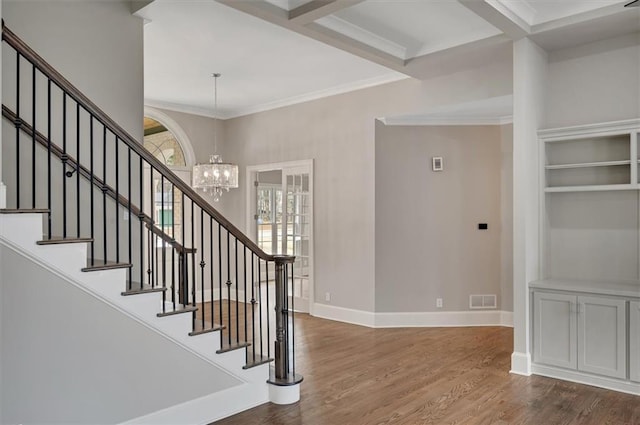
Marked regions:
[119,383,269,425]
[312,303,376,327]
[510,351,532,376]
[313,303,514,329]
[0,182,6,209]
[375,310,514,328]
[531,364,640,396]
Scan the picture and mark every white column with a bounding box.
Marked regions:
[511,38,548,375]
[0,0,5,209]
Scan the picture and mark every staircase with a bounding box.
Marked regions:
[0,23,301,424]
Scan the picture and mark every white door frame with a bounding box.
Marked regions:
[246,159,315,315]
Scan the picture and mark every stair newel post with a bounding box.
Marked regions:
[268,255,303,405]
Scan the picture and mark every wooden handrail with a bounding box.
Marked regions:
[3,105,195,255]
[2,23,282,262]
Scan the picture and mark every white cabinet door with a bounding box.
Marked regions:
[533,292,577,369]
[578,296,627,379]
[631,301,640,383]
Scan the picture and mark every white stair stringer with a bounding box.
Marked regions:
[0,212,271,423]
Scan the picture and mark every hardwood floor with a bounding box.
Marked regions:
[215,314,640,425]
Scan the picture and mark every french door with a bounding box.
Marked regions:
[248,160,313,314]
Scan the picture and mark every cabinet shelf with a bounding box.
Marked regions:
[545,160,631,170]
[544,184,636,193]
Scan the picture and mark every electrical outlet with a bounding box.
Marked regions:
[123,210,129,221]
[436,298,443,308]
[325,292,331,302]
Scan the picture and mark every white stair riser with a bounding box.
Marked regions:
[0,213,44,244]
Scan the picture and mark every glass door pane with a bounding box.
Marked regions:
[284,170,310,311]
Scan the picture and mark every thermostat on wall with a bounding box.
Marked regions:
[432,156,443,171]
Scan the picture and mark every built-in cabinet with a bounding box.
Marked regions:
[532,119,640,395]
[533,291,627,380]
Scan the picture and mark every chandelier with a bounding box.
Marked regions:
[192,73,238,202]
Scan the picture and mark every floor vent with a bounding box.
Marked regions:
[469,294,497,309]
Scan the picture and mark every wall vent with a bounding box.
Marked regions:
[469,294,497,309]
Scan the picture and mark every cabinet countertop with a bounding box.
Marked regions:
[530,279,640,299]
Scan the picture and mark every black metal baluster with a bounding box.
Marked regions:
[284,262,289,373]
[226,230,231,346]
[266,260,270,358]
[171,183,175,310]
[235,237,239,346]
[154,224,158,289]
[15,52,20,209]
[210,216,214,330]
[161,176,166,305]
[244,246,248,363]
[115,137,120,263]
[181,192,186,307]
[148,167,154,287]
[62,93,67,237]
[291,262,296,378]
[147,228,152,288]
[218,223,223,345]
[139,156,144,286]
[47,79,51,239]
[127,148,132,291]
[258,258,263,358]
[31,63,36,209]
[200,208,205,331]
[102,126,107,262]
[89,116,95,265]
[76,103,80,238]
[251,252,256,363]
[191,200,196,310]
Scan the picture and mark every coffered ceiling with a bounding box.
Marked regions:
[140,0,638,119]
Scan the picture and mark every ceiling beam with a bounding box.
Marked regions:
[217,0,513,80]
[289,0,365,24]
[217,0,405,71]
[458,0,530,40]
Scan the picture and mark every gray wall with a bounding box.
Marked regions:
[545,32,640,128]
[221,62,512,313]
[375,123,510,312]
[3,0,144,141]
[0,245,241,424]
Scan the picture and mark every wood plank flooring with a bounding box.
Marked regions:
[215,314,640,425]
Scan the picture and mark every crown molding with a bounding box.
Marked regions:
[488,0,536,26]
[380,115,513,126]
[145,73,409,120]
[315,15,408,59]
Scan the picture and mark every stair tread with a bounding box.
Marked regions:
[0,208,49,214]
[157,304,198,317]
[216,341,251,354]
[243,354,274,370]
[121,282,167,296]
[189,320,225,336]
[81,260,133,272]
[37,237,93,245]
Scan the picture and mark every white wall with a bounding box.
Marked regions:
[545,32,640,128]
[0,245,241,424]
[374,123,510,312]
[3,0,144,141]
[500,124,514,312]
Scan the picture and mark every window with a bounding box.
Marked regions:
[143,117,186,246]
